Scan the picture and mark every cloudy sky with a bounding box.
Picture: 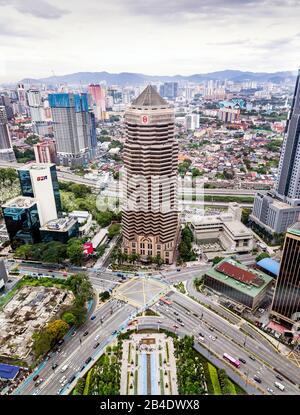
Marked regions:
[0,0,300,82]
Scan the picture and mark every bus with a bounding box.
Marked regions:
[223,353,241,368]
[159,297,172,305]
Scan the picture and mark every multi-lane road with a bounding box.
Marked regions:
[8,263,300,396]
[14,299,136,396]
[152,291,300,395]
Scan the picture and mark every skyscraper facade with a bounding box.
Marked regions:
[250,69,300,235]
[270,222,300,329]
[122,85,179,264]
[33,140,57,164]
[0,106,16,162]
[88,84,106,121]
[18,163,62,226]
[49,93,96,166]
[159,82,178,100]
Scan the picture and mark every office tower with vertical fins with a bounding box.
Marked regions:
[250,68,300,235]
[122,85,179,264]
[271,222,300,329]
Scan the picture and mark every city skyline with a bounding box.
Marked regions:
[1,0,300,82]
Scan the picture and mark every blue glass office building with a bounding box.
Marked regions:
[2,198,41,244]
[49,93,96,167]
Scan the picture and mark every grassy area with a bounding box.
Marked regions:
[160,369,165,394]
[128,343,131,363]
[174,282,186,294]
[208,363,222,395]
[134,370,138,395]
[83,369,93,395]
[228,379,237,395]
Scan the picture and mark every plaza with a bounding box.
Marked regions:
[113,277,169,308]
[120,333,178,395]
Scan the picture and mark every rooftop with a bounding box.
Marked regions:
[216,260,265,287]
[2,196,36,209]
[206,258,273,297]
[131,85,168,107]
[287,221,300,238]
[40,216,77,232]
[257,257,280,277]
[0,363,20,380]
[18,162,55,171]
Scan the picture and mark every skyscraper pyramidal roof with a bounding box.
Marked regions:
[132,85,168,106]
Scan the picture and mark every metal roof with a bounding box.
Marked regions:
[131,85,168,107]
[257,257,280,277]
[0,363,20,380]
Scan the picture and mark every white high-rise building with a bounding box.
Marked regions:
[27,89,45,123]
[17,163,62,226]
[0,106,15,162]
[185,113,200,131]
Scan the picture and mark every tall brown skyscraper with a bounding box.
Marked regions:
[271,222,300,329]
[121,85,179,264]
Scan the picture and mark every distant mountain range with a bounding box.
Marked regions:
[19,69,297,86]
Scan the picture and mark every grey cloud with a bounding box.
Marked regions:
[0,0,69,19]
[256,37,294,50]
[206,39,250,46]
[114,0,294,19]
[0,20,38,37]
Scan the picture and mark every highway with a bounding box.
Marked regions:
[152,292,300,395]
[14,299,136,396]
[6,259,300,396]
[0,160,259,198]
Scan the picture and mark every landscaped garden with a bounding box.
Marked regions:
[72,342,122,395]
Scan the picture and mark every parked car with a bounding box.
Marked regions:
[94,342,100,349]
[32,374,39,382]
[52,363,58,370]
[276,374,284,381]
[90,315,96,320]
[57,339,64,346]
[83,331,89,337]
[267,388,274,394]
[85,357,92,364]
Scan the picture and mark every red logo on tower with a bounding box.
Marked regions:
[141,115,149,124]
[37,175,48,181]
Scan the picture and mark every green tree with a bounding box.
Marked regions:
[99,291,110,301]
[107,223,121,239]
[212,256,224,265]
[191,167,203,178]
[67,238,84,265]
[62,312,76,326]
[255,252,270,262]
[15,244,34,259]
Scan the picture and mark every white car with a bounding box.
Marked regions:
[59,376,66,384]
[95,334,100,341]
[267,388,274,394]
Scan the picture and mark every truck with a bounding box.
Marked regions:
[274,381,285,391]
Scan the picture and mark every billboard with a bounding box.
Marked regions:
[83,242,94,255]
